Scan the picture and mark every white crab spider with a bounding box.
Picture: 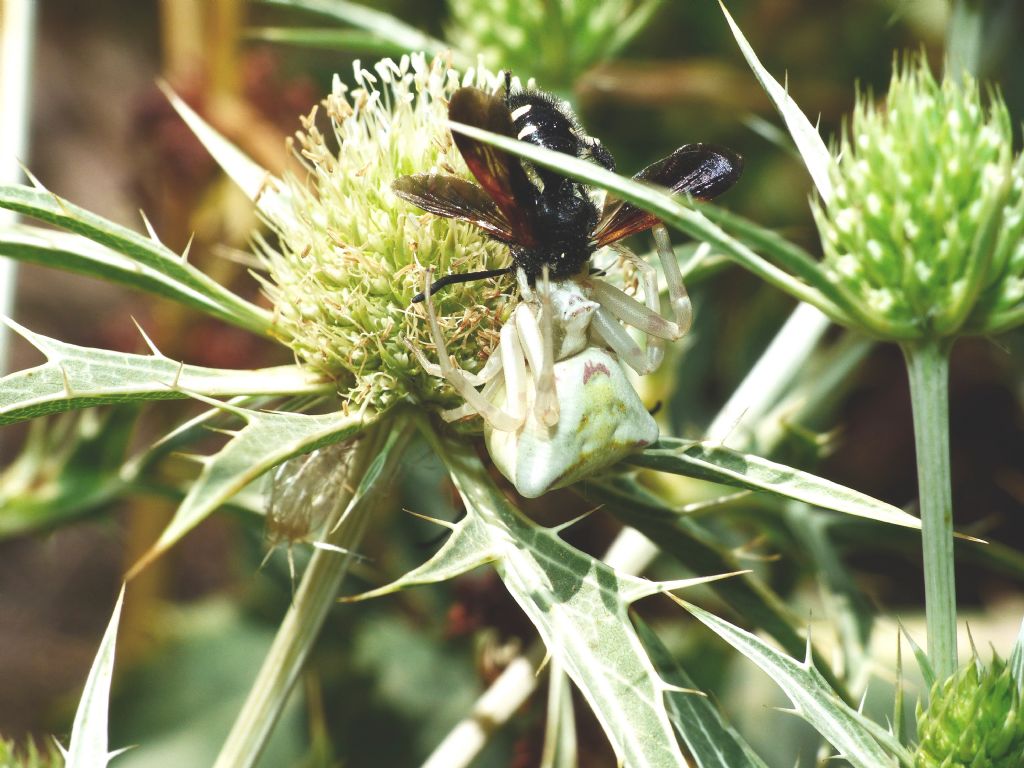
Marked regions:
[411,224,691,497]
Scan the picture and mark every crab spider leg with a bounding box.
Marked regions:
[589,278,682,340]
[499,318,529,424]
[406,336,504,387]
[610,243,666,372]
[516,267,534,302]
[441,375,503,422]
[515,302,544,380]
[419,271,522,431]
[534,268,559,427]
[653,224,693,337]
[590,305,653,375]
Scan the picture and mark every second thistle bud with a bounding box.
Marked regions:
[813,55,1022,341]
[914,655,1024,768]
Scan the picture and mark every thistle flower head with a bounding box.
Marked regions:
[258,54,514,412]
[914,654,1024,768]
[814,54,1023,341]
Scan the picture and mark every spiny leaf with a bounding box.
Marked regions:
[129,402,370,576]
[431,437,725,767]
[583,477,850,700]
[717,1,836,203]
[159,84,292,223]
[0,184,272,336]
[356,433,719,765]
[0,318,329,425]
[61,585,128,768]
[674,598,906,768]
[344,511,499,601]
[635,615,769,768]
[0,223,268,333]
[629,438,922,531]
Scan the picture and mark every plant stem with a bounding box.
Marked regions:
[213,417,407,768]
[902,339,957,680]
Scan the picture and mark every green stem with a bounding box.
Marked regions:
[213,416,409,768]
[902,339,957,680]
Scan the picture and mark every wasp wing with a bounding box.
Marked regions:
[392,173,516,242]
[594,144,742,246]
[448,87,540,247]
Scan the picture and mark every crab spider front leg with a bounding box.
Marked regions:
[407,336,504,388]
[509,270,558,427]
[587,225,694,375]
[415,270,523,432]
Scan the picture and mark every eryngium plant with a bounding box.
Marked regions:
[0,24,977,766]
[261,54,513,412]
[813,54,1023,341]
[915,654,1024,768]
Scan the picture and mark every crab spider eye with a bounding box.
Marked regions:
[484,347,658,498]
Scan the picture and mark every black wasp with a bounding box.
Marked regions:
[392,78,742,301]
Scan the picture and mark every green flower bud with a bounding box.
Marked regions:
[0,736,62,768]
[448,0,647,88]
[914,655,1024,768]
[257,54,514,413]
[813,54,1021,341]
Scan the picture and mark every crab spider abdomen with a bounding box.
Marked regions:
[485,347,658,498]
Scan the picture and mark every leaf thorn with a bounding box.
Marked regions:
[403,508,457,531]
[131,316,164,357]
[180,232,195,264]
[549,505,600,535]
[171,360,185,389]
[139,209,161,244]
[60,363,75,397]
